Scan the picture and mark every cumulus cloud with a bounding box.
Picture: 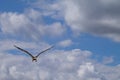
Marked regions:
[0,8,65,41]
[77,62,102,80]
[44,22,66,37]
[95,63,120,80]
[1,48,120,80]
[0,0,120,79]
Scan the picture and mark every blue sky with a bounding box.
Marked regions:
[0,0,120,80]
[0,0,27,12]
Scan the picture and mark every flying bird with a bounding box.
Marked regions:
[14,45,54,62]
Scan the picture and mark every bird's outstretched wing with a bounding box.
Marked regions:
[14,45,34,58]
[35,45,54,58]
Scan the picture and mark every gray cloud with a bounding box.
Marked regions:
[60,0,120,42]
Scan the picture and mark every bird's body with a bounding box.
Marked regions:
[32,57,37,62]
[14,45,53,62]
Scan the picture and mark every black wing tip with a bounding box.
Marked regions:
[14,45,17,47]
[48,45,55,50]
[14,45,20,49]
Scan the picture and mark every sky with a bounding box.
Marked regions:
[0,0,120,80]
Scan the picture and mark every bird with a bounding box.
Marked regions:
[14,45,54,62]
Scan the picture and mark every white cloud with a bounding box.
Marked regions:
[95,63,120,80]
[0,1,120,79]
[1,47,120,80]
[0,8,66,41]
[44,22,66,37]
[0,12,29,34]
[77,62,101,80]
[58,39,73,47]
